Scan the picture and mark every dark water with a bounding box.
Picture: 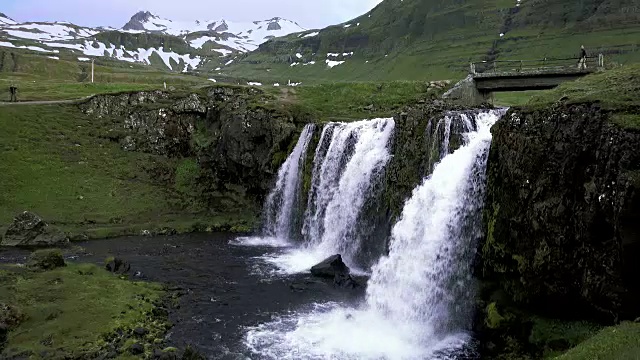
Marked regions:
[0,233,365,359]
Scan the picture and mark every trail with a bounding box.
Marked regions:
[0,95,95,106]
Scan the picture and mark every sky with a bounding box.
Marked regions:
[2,0,384,29]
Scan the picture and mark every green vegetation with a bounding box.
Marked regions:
[225,0,640,83]
[610,113,640,130]
[493,91,542,107]
[555,322,640,360]
[0,49,210,102]
[0,262,165,358]
[262,81,443,122]
[485,302,507,329]
[528,64,640,110]
[292,81,440,120]
[529,317,601,359]
[0,103,253,238]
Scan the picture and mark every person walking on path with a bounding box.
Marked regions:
[9,84,17,102]
[578,45,588,70]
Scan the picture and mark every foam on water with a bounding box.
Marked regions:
[236,118,395,276]
[244,110,504,359]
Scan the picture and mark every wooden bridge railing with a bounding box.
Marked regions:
[470,55,604,75]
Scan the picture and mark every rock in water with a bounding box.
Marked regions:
[310,255,350,278]
[105,257,131,274]
[2,211,69,247]
[334,273,361,289]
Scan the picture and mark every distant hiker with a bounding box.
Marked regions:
[163,81,167,90]
[9,84,17,102]
[578,45,588,70]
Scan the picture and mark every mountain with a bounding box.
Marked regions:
[122,11,305,53]
[0,10,306,72]
[0,12,16,25]
[222,0,640,83]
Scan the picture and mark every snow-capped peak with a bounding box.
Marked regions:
[0,12,17,25]
[120,11,306,53]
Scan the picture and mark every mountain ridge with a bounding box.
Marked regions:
[0,9,307,72]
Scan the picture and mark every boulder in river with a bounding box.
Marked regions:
[1,211,69,247]
[311,255,362,289]
[310,255,350,278]
[105,257,131,274]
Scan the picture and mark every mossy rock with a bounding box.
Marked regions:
[27,249,65,271]
[486,302,507,329]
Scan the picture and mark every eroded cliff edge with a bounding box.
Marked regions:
[477,102,640,357]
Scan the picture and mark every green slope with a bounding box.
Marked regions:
[222,0,640,83]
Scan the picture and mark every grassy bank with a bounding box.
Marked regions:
[528,64,640,110]
[0,260,166,358]
[555,322,640,360]
[0,103,255,238]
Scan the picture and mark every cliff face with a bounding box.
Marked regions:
[79,87,300,215]
[481,103,640,322]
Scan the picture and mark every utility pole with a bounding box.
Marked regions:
[91,59,94,83]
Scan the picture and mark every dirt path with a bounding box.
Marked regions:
[0,95,94,106]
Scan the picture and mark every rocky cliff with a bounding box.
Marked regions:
[481,103,640,323]
[79,86,302,219]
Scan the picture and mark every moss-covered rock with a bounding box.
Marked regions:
[481,103,640,323]
[27,249,66,271]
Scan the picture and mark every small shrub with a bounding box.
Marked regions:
[174,158,200,196]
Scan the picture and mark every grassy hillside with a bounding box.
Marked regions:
[0,103,254,238]
[0,48,213,101]
[221,0,640,83]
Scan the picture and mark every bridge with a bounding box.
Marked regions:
[443,55,605,105]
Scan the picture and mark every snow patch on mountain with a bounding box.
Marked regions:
[123,11,305,52]
[0,13,16,25]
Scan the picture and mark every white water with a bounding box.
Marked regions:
[304,118,395,265]
[262,124,315,242]
[245,110,504,360]
[237,118,395,276]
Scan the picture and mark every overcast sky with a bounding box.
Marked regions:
[3,0,383,29]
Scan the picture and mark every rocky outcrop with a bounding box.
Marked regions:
[79,86,300,213]
[481,103,640,322]
[2,211,69,247]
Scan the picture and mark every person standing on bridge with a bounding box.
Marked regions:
[578,45,588,70]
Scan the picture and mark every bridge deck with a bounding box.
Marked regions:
[469,56,604,92]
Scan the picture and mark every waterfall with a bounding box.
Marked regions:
[262,124,315,241]
[302,118,395,265]
[366,110,503,342]
[245,109,505,360]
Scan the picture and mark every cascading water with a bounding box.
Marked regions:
[262,124,315,242]
[237,118,395,275]
[303,118,395,265]
[245,109,505,360]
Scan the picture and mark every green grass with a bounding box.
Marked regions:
[555,322,640,360]
[492,91,544,107]
[610,113,640,130]
[223,0,640,83]
[528,64,640,110]
[0,49,211,101]
[265,80,443,121]
[528,317,602,359]
[0,104,253,238]
[0,263,165,358]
